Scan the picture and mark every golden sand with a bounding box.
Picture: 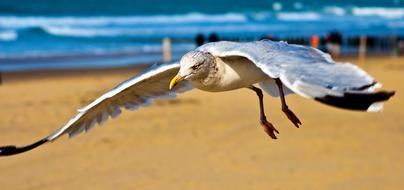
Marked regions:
[0,57,403,190]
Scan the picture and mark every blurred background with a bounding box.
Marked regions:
[0,1,403,190]
[0,0,403,71]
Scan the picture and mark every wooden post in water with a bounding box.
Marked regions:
[359,35,367,65]
[162,37,172,63]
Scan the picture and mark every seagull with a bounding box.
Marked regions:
[0,40,395,156]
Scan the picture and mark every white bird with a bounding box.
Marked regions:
[0,40,394,156]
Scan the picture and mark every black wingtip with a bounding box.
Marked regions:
[0,139,48,156]
[315,90,395,111]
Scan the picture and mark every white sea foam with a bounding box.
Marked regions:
[0,13,247,29]
[41,23,294,38]
[352,7,404,19]
[0,31,17,41]
[323,6,346,16]
[42,26,133,37]
[277,12,320,21]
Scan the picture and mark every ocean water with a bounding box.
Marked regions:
[0,0,403,71]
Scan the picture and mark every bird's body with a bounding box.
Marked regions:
[0,40,395,156]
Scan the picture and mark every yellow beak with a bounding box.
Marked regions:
[169,74,184,90]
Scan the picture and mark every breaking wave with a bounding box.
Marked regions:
[276,12,320,21]
[0,13,247,29]
[1,8,402,39]
[352,7,404,19]
[0,30,17,41]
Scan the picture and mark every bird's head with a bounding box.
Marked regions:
[169,51,215,90]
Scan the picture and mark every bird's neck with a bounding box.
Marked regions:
[190,57,223,91]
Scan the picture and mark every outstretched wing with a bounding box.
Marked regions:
[198,40,394,111]
[0,62,192,156]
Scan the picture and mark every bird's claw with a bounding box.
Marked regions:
[283,108,302,128]
[260,118,279,139]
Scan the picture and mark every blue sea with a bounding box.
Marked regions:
[0,0,403,71]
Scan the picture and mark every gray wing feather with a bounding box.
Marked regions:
[198,40,377,98]
[46,62,192,141]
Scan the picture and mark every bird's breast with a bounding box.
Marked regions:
[192,56,269,92]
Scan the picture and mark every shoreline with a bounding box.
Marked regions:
[1,54,402,83]
[0,64,150,83]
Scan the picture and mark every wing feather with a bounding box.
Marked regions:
[47,62,192,141]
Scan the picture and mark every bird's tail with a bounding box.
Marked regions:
[315,91,395,112]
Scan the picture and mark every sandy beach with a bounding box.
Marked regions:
[0,56,403,190]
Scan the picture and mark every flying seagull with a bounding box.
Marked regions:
[0,40,394,156]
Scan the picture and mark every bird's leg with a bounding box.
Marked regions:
[275,79,302,128]
[248,86,279,139]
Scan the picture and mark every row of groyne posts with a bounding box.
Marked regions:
[161,33,404,64]
[0,34,402,86]
[296,34,404,64]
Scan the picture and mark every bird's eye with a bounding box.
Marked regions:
[191,65,198,70]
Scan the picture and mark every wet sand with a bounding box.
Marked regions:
[0,56,403,190]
